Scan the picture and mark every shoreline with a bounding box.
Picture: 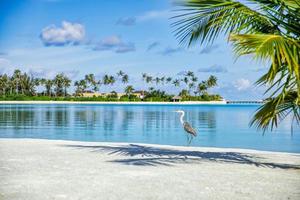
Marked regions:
[1,138,300,200]
[0,100,228,105]
[1,138,299,155]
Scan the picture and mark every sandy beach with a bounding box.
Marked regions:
[0,100,227,105]
[0,139,299,200]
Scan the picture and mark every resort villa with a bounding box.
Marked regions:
[171,96,182,102]
[80,90,145,99]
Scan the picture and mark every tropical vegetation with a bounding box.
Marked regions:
[172,0,300,131]
[0,69,221,102]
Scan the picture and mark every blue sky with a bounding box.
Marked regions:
[0,0,269,100]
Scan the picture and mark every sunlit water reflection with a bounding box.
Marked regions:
[0,104,299,153]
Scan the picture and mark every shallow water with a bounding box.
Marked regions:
[0,104,299,153]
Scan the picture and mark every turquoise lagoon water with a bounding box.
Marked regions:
[0,104,299,153]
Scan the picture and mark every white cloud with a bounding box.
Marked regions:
[137,10,170,21]
[115,10,169,27]
[40,21,85,46]
[95,36,122,50]
[198,65,227,73]
[115,43,135,53]
[160,46,182,56]
[234,78,251,91]
[199,44,220,54]
[93,36,135,53]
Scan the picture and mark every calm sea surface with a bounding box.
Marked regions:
[0,104,299,153]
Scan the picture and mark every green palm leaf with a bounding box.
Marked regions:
[230,34,300,80]
[251,90,300,131]
[172,0,276,46]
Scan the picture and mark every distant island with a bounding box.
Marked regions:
[0,69,223,102]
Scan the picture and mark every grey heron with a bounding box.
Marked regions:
[175,110,197,145]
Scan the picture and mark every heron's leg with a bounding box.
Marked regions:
[188,136,193,145]
[186,134,190,145]
[186,134,194,146]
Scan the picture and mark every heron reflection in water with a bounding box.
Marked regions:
[175,110,197,145]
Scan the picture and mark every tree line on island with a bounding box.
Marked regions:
[0,69,221,101]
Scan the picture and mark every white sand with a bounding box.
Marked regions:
[0,100,227,105]
[0,139,299,200]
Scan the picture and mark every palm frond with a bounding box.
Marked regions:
[230,34,300,81]
[172,0,277,46]
[250,90,300,131]
[252,0,300,38]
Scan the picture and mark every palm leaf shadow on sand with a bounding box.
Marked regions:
[63,144,300,169]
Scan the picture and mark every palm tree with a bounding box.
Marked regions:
[97,80,102,91]
[166,77,172,83]
[145,75,153,92]
[103,75,115,91]
[173,0,300,131]
[191,76,198,84]
[197,81,207,96]
[109,76,115,85]
[12,69,22,94]
[148,87,155,93]
[206,75,217,89]
[39,78,47,96]
[9,76,14,95]
[191,76,198,94]
[53,73,64,97]
[124,85,134,97]
[182,76,190,93]
[62,75,71,97]
[146,76,153,84]
[179,89,189,97]
[117,70,125,77]
[141,73,148,94]
[20,73,37,96]
[155,77,160,85]
[142,73,147,81]
[172,79,180,87]
[182,77,189,85]
[85,74,99,92]
[122,74,129,84]
[80,79,87,93]
[110,91,118,98]
[45,79,53,96]
[188,82,195,94]
[0,74,9,96]
[74,79,87,96]
[160,76,165,85]
[103,75,110,85]
[186,71,194,77]
[74,81,80,96]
